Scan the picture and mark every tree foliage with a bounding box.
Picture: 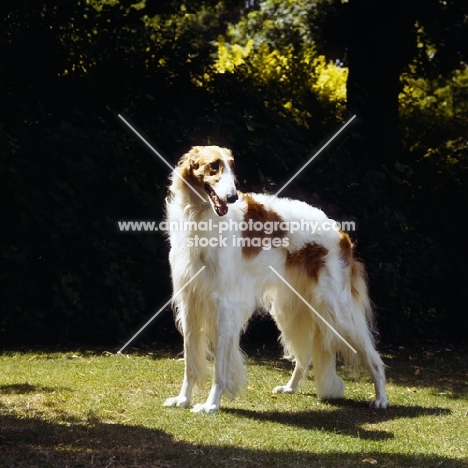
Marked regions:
[215,0,348,125]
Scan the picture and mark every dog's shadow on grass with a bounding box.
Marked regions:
[0,383,73,394]
[223,399,452,441]
[1,411,465,468]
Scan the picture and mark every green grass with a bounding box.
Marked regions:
[1,345,467,467]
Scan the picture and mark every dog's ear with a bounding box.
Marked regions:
[177,153,190,169]
[178,146,202,170]
[190,146,203,170]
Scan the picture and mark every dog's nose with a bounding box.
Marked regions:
[226,192,238,204]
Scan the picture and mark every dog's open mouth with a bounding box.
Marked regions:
[204,183,228,216]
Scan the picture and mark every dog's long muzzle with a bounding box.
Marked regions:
[204,184,238,216]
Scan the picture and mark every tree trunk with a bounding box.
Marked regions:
[346,0,416,167]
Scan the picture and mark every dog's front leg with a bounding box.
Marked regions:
[192,304,243,414]
[163,334,198,409]
[191,334,230,414]
[164,374,193,409]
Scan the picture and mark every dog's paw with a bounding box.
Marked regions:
[369,395,388,409]
[272,385,295,394]
[163,396,191,409]
[191,403,219,414]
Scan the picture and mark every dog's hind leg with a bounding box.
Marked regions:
[271,294,314,394]
[316,261,387,408]
[365,348,388,409]
[352,331,388,409]
[321,262,387,407]
[311,324,345,400]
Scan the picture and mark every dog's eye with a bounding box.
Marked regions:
[209,161,220,171]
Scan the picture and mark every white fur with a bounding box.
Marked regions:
[164,146,388,413]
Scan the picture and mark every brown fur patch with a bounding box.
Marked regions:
[241,194,286,258]
[286,243,328,280]
[176,149,203,191]
[339,231,365,299]
[191,147,234,183]
[339,231,354,264]
[349,260,365,299]
[176,146,235,191]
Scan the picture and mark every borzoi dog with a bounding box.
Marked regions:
[164,145,388,413]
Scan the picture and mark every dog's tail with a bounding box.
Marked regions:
[349,256,374,330]
[336,233,379,367]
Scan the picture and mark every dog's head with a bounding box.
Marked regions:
[175,146,238,216]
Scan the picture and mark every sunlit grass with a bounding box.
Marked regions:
[0,346,467,467]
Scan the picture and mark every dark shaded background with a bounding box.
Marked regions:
[1,0,467,348]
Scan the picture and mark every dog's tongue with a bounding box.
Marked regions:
[205,184,228,216]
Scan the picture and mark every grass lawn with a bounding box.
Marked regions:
[0,344,467,467]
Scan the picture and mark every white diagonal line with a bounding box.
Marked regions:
[118,114,206,202]
[268,266,357,354]
[117,266,206,354]
[270,115,356,201]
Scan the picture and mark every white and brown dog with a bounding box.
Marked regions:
[164,145,387,413]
